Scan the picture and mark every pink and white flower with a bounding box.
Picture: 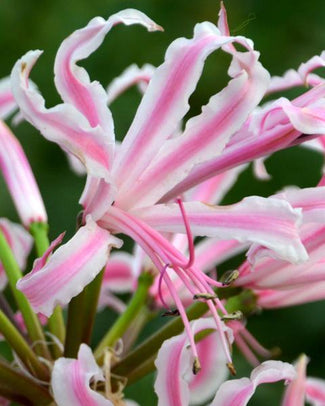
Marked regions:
[11,5,315,368]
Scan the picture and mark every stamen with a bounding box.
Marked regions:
[222,269,240,286]
[193,293,217,300]
[227,362,237,376]
[176,198,195,269]
[192,357,201,375]
[157,263,172,310]
[161,309,180,317]
[221,310,243,321]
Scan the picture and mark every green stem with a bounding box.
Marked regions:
[0,310,49,381]
[30,222,66,352]
[64,269,104,358]
[95,272,154,363]
[64,288,86,358]
[0,230,50,360]
[0,358,52,405]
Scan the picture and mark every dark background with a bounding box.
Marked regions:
[0,0,325,404]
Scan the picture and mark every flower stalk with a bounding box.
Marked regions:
[95,271,154,363]
[0,230,50,360]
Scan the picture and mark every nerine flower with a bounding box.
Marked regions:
[11,5,318,368]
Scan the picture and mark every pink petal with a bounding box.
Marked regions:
[185,165,247,204]
[0,77,17,119]
[101,252,136,293]
[211,361,296,406]
[11,51,112,182]
[113,21,240,204]
[17,217,122,316]
[282,354,308,406]
[154,318,231,406]
[54,9,160,130]
[306,377,325,405]
[257,282,325,308]
[132,196,307,263]
[52,344,113,406]
[0,120,47,226]
[0,219,33,289]
[237,225,325,289]
[115,29,269,210]
[106,64,155,105]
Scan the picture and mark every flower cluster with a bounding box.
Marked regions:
[0,3,324,405]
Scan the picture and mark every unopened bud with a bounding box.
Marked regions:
[227,362,237,376]
[222,270,239,286]
[192,357,201,375]
[221,310,243,321]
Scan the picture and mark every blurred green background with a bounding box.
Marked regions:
[1,0,325,404]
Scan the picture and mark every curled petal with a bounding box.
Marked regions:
[54,9,160,130]
[132,196,307,263]
[0,121,47,226]
[107,64,155,105]
[52,344,113,406]
[17,217,122,316]
[276,186,325,224]
[154,318,232,406]
[11,51,112,181]
[211,360,296,406]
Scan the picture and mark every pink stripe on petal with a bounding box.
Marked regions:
[11,51,112,182]
[113,22,237,198]
[306,378,325,405]
[0,121,47,226]
[54,10,160,130]
[132,196,307,263]
[0,77,17,120]
[282,355,308,406]
[17,217,122,316]
[154,318,231,406]
[52,344,113,406]
[211,361,296,406]
[102,252,136,293]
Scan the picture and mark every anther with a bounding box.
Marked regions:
[192,357,201,375]
[193,293,217,300]
[161,309,180,317]
[221,310,243,321]
[222,270,239,286]
[227,362,237,376]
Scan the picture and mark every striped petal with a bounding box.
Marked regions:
[113,20,240,203]
[17,217,122,316]
[11,51,112,181]
[0,77,17,119]
[306,377,325,405]
[54,9,160,130]
[52,344,113,406]
[154,318,232,406]
[0,121,47,226]
[132,196,307,263]
[282,355,308,406]
[211,361,296,406]
[115,26,269,210]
